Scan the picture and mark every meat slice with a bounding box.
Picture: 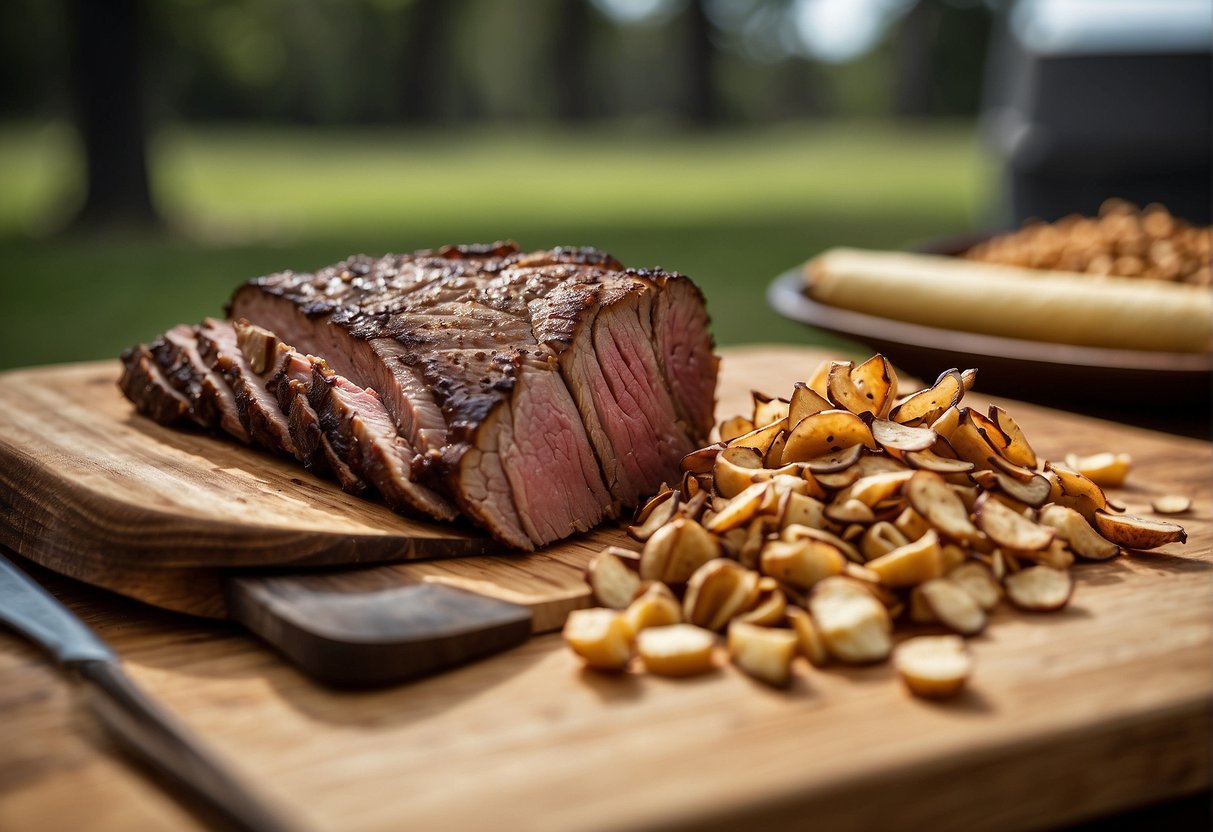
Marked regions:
[235,322,326,476]
[226,243,718,550]
[236,319,450,519]
[306,355,458,521]
[435,348,612,549]
[147,325,249,440]
[195,318,296,457]
[532,275,700,507]
[648,272,718,443]
[291,386,363,494]
[263,340,364,492]
[118,344,193,425]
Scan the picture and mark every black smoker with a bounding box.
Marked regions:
[981,0,1212,225]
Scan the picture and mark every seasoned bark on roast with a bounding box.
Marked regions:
[147,325,249,440]
[236,319,454,518]
[228,246,619,548]
[225,243,717,549]
[195,318,293,455]
[286,375,364,494]
[307,355,459,521]
[258,338,366,489]
[229,245,623,456]
[118,344,192,425]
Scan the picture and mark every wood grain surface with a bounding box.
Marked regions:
[1,346,1210,832]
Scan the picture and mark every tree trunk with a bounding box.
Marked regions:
[67,0,158,230]
[892,0,938,118]
[684,0,718,124]
[399,0,452,124]
[553,0,592,121]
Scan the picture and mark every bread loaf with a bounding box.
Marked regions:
[804,248,1212,353]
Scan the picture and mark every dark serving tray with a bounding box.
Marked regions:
[767,267,1212,431]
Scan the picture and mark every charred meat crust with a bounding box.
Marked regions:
[284,374,364,493]
[305,355,455,510]
[119,344,193,425]
[239,320,455,520]
[198,318,297,456]
[147,324,251,441]
[265,346,332,476]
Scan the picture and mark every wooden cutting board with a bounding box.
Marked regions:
[2,347,1208,685]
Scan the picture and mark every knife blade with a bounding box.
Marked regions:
[0,553,303,832]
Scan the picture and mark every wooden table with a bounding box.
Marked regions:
[1,346,1210,831]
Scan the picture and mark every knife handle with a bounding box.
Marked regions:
[223,574,533,687]
[76,659,304,832]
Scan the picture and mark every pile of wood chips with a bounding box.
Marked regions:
[564,355,1189,696]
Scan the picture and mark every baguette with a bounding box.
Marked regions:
[804,248,1212,353]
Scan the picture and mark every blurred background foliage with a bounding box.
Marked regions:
[0,0,1000,369]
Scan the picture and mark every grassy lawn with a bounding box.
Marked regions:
[0,121,994,370]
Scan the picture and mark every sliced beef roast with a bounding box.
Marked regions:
[119,343,193,426]
[308,355,459,521]
[266,338,365,493]
[121,243,718,550]
[147,324,249,441]
[195,318,296,456]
